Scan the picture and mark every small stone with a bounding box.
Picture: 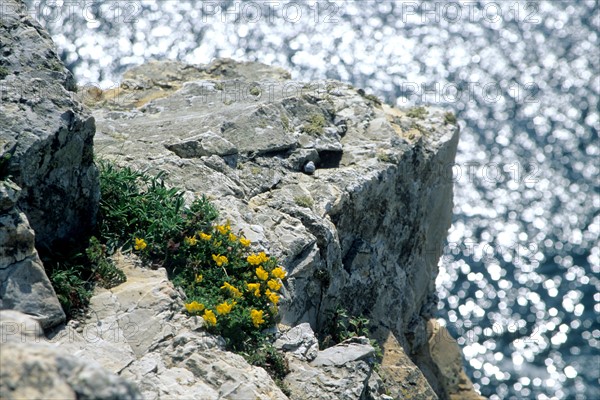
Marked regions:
[303,161,316,174]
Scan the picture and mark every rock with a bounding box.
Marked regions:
[165,131,238,159]
[284,337,379,400]
[377,332,439,400]
[411,320,485,400]
[303,161,316,174]
[0,0,99,250]
[88,59,479,399]
[311,337,376,367]
[0,310,142,400]
[274,322,319,361]
[0,181,65,329]
[50,254,289,400]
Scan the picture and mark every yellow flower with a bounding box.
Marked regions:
[216,301,236,315]
[195,274,203,284]
[271,267,287,279]
[250,309,265,327]
[239,237,251,247]
[216,223,231,235]
[202,309,217,326]
[265,289,280,305]
[184,301,205,314]
[221,282,242,298]
[199,232,212,241]
[134,238,147,251]
[212,254,228,266]
[255,266,269,281]
[228,233,237,242]
[267,279,282,291]
[247,283,261,297]
[184,236,197,246]
[247,252,269,265]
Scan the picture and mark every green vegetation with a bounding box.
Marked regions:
[319,307,382,358]
[406,106,428,119]
[364,93,382,105]
[293,195,314,209]
[99,161,290,385]
[243,340,291,395]
[444,111,457,125]
[301,114,326,136]
[357,88,382,106]
[249,86,261,96]
[0,152,12,181]
[376,151,391,163]
[0,66,9,79]
[46,160,289,384]
[280,112,291,132]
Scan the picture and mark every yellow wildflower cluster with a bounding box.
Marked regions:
[179,219,289,338]
[247,252,269,265]
[203,309,217,326]
[212,254,228,266]
[247,282,261,297]
[265,289,279,304]
[250,309,265,327]
[221,282,242,298]
[184,301,204,314]
[216,301,236,315]
[267,279,282,291]
[134,238,147,251]
[271,267,286,279]
[216,223,231,235]
[255,266,269,281]
[199,232,211,241]
[184,235,198,246]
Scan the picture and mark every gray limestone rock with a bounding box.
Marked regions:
[51,254,288,400]
[0,181,65,329]
[283,338,380,400]
[274,322,319,361]
[311,337,376,367]
[0,310,142,400]
[0,0,99,250]
[88,59,468,399]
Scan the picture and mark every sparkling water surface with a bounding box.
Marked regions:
[26,1,599,398]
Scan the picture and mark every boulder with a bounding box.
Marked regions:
[377,332,439,400]
[89,59,458,357]
[0,181,65,329]
[274,322,319,361]
[0,310,141,400]
[283,337,386,400]
[0,0,99,251]
[85,58,477,398]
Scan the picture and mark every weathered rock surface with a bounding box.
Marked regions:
[413,320,484,400]
[282,336,386,400]
[0,0,99,250]
[377,332,439,400]
[50,254,289,400]
[0,310,141,400]
[274,322,319,361]
[0,180,65,329]
[85,58,481,399]
[91,59,455,342]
